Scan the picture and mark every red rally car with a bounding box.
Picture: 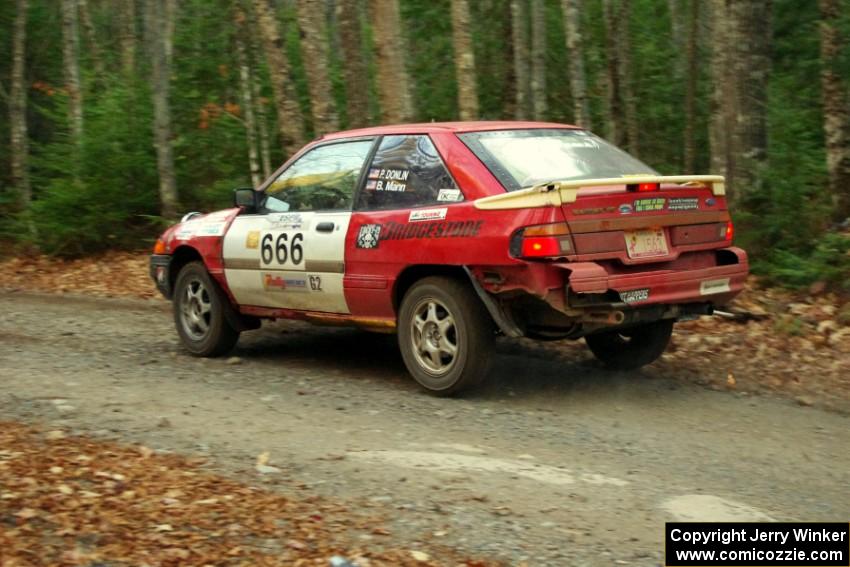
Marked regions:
[150,122,748,395]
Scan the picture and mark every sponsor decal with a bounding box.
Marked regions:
[700,277,731,296]
[245,230,260,249]
[263,273,286,291]
[382,220,483,241]
[437,188,463,202]
[620,288,650,304]
[173,211,232,239]
[357,224,382,249]
[262,272,308,292]
[573,206,616,215]
[409,207,448,222]
[633,197,666,212]
[667,197,700,211]
[618,203,633,214]
[268,212,304,230]
[356,220,485,249]
[309,275,323,291]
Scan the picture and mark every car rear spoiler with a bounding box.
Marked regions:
[473,175,726,211]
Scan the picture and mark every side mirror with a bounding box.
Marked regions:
[233,188,260,211]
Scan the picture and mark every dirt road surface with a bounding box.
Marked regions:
[2,291,848,565]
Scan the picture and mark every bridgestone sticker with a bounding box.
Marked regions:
[700,278,731,295]
[620,288,649,304]
[356,220,484,250]
[409,208,447,222]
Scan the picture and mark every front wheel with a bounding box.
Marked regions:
[173,261,240,357]
[397,277,494,396]
[584,319,673,370]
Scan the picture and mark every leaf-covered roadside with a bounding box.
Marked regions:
[0,422,493,566]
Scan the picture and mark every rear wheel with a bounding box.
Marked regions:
[173,261,240,357]
[584,319,673,370]
[398,277,494,396]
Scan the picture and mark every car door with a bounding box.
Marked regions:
[222,138,375,313]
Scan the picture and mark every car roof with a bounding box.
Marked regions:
[319,121,581,141]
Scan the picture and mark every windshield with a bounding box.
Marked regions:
[458,129,657,191]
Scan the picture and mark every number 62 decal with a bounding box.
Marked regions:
[260,232,304,268]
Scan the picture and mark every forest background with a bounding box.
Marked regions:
[2,0,850,291]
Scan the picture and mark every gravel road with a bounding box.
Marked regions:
[1,291,848,565]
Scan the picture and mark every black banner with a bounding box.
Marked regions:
[666,523,849,566]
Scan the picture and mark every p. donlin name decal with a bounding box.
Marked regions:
[356,220,484,249]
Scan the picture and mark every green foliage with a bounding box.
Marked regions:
[756,232,850,291]
[22,78,160,255]
[0,0,849,291]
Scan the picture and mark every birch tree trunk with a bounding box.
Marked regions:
[511,0,531,120]
[252,68,273,179]
[77,0,105,81]
[296,0,339,135]
[245,14,272,178]
[616,0,638,156]
[451,0,479,120]
[667,0,685,77]
[371,0,414,123]
[10,0,30,211]
[235,8,262,188]
[252,0,305,155]
[819,0,850,221]
[728,0,770,204]
[683,0,699,172]
[61,0,84,147]
[146,0,179,218]
[602,0,624,146]
[337,0,370,128]
[530,0,547,120]
[119,0,136,76]
[561,0,591,128]
[708,0,733,181]
[164,0,175,66]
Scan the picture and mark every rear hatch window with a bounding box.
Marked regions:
[458,128,656,191]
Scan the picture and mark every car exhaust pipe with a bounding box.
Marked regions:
[580,310,625,326]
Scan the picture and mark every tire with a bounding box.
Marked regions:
[584,319,673,370]
[172,261,240,357]
[397,276,495,396]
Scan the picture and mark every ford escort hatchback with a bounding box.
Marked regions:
[150,122,748,395]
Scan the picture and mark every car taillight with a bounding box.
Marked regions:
[724,220,734,241]
[512,222,573,259]
[153,238,167,254]
[627,182,660,192]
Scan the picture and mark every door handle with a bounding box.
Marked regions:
[316,222,335,232]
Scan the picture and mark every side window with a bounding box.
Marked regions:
[355,135,462,210]
[264,140,374,212]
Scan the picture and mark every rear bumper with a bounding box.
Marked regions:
[149,254,173,299]
[564,247,748,307]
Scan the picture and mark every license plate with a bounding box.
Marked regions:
[624,228,668,259]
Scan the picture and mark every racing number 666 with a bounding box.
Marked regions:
[260,232,304,268]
